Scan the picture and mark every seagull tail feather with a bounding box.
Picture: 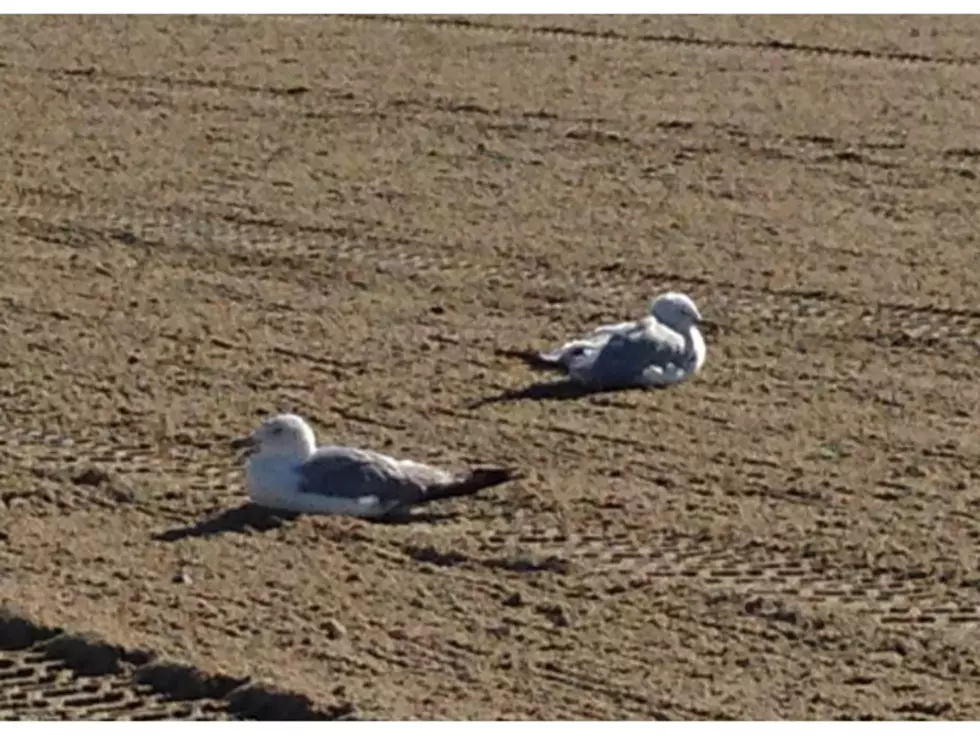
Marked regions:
[495,348,568,373]
[418,467,521,505]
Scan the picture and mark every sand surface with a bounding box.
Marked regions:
[2,15,980,719]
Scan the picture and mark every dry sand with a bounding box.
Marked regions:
[2,15,980,720]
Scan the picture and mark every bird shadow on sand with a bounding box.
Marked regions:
[153,502,301,542]
[465,379,648,409]
[372,509,471,525]
[153,502,469,542]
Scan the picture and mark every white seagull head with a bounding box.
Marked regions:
[649,292,703,331]
[233,413,317,460]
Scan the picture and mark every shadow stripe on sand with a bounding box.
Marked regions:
[0,608,355,721]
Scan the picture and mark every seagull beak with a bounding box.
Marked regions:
[230,433,258,459]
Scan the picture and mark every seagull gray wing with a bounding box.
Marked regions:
[573,318,692,388]
[507,318,637,376]
[296,446,434,506]
[295,446,517,517]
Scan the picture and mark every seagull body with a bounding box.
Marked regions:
[511,292,707,390]
[233,414,517,519]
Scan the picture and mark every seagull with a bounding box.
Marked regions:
[503,291,707,390]
[230,414,519,520]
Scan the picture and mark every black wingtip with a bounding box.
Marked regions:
[464,466,522,490]
[495,348,565,373]
[418,466,522,505]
